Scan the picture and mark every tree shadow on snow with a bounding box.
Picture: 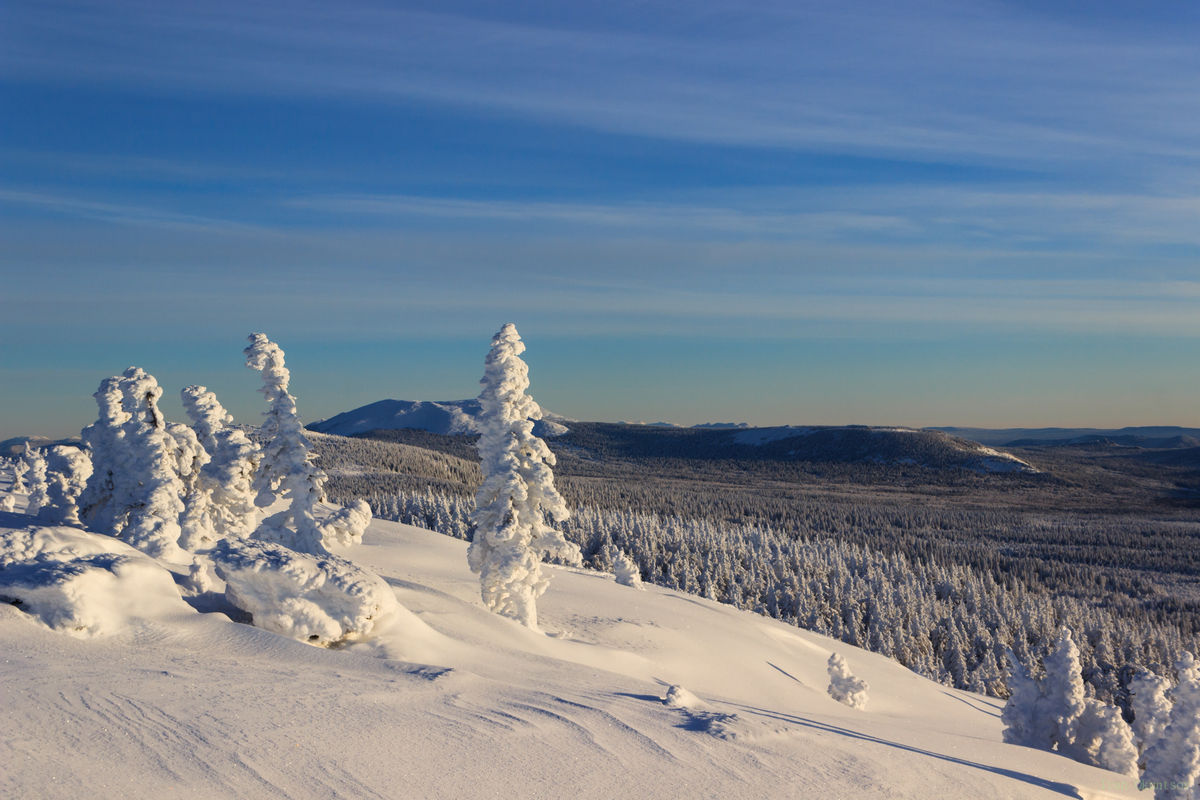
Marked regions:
[725,702,1083,799]
[939,689,1002,718]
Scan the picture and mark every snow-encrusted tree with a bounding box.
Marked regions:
[12,451,29,492]
[1002,629,1137,776]
[1038,628,1089,760]
[21,444,49,518]
[1142,653,1200,799]
[827,651,869,709]
[245,334,370,553]
[1001,648,1041,746]
[34,446,93,526]
[79,368,189,561]
[1130,669,1173,754]
[612,547,644,590]
[467,323,580,629]
[178,385,260,549]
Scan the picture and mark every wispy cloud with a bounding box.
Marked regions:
[6,0,1200,171]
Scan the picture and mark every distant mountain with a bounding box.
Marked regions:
[0,435,82,458]
[309,399,569,438]
[935,426,1200,448]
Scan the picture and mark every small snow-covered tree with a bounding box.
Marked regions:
[1002,629,1137,776]
[1142,653,1200,800]
[1130,669,1172,754]
[22,444,49,518]
[1038,628,1088,760]
[245,334,370,553]
[34,446,93,526]
[1001,648,1041,746]
[1073,700,1138,777]
[612,548,644,589]
[468,323,581,629]
[178,385,260,549]
[12,452,29,492]
[827,651,869,709]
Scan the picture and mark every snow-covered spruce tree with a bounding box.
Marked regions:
[79,368,189,560]
[178,385,261,549]
[34,446,93,526]
[244,334,370,553]
[827,652,869,709]
[1142,653,1200,799]
[468,323,580,629]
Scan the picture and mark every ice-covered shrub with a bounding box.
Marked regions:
[178,385,260,549]
[827,651,869,709]
[245,334,367,553]
[210,538,398,646]
[0,525,192,636]
[468,323,580,629]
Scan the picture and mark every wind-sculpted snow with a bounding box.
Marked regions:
[210,538,399,647]
[0,526,192,636]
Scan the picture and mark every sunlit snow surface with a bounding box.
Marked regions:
[1,490,1135,798]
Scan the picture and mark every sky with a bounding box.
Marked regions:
[3,0,1200,438]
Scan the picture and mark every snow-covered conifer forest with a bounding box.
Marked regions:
[2,327,1198,799]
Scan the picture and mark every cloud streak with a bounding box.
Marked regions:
[6,0,1200,172]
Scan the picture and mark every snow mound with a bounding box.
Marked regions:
[210,538,399,646]
[0,525,193,636]
[309,398,569,437]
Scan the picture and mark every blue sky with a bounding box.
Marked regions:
[3,0,1200,438]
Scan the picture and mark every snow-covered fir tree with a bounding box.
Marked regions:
[468,323,580,629]
[245,334,370,553]
[827,651,869,709]
[178,385,260,549]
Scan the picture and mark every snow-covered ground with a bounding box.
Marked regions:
[1,484,1139,800]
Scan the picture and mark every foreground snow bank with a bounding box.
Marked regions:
[0,526,193,636]
[210,538,399,646]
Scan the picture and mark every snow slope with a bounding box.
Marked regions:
[1,495,1137,798]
